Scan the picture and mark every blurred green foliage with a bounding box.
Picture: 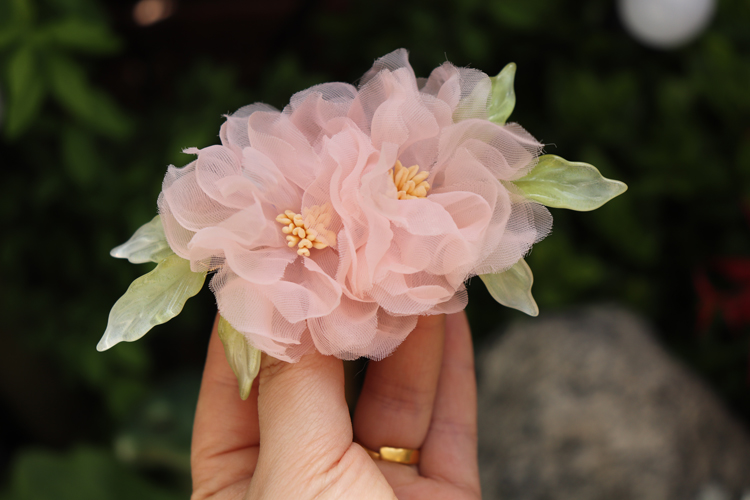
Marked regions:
[0,0,127,139]
[2,447,182,500]
[1,0,750,496]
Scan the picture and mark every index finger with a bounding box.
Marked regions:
[191,314,260,498]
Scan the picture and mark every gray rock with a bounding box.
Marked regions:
[477,305,750,500]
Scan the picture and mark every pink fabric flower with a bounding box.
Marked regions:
[158,49,551,362]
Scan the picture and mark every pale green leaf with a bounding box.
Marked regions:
[514,154,628,211]
[479,258,538,316]
[4,45,45,138]
[110,215,174,264]
[97,254,206,351]
[487,62,516,125]
[42,18,121,54]
[218,316,261,400]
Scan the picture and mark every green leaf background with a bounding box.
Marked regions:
[4,447,182,500]
[5,46,45,138]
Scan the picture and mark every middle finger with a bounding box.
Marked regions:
[353,314,445,453]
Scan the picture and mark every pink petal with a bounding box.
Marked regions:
[246,111,319,190]
[308,296,379,358]
[219,103,277,154]
[474,195,552,275]
[359,48,415,88]
[211,268,308,359]
[161,160,238,233]
[422,63,491,121]
[437,120,543,180]
[257,257,342,324]
[158,194,195,259]
[239,147,302,212]
[370,271,456,316]
[286,82,358,147]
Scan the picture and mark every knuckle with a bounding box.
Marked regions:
[366,373,435,416]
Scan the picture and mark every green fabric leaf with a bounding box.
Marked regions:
[97,254,206,351]
[110,216,174,264]
[487,62,516,125]
[4,45,45,139]
[46,53,132,139]
[218,316,261,400]
[513,154,628,211]
[480,258,538,316]
[42,18,121,54]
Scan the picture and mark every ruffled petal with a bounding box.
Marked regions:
[162,160,238,232]
[195,145,248,208]
[424,285,469,315]
[368,70,441,153]
[219,103,277,154]
[359,48,415,88]
[370,271,456,316]
[211,268,308,361]
[308,296,379,358]
[286,82,358,148]
[257,257,342,324]
[246,111,320,190]
[437,120,543,181]
[366,309,419,360]
[473,194,552,276]
[158,193,195,259]
[240,147,302,212]
[192,233,294,285]
[422,63,492,121]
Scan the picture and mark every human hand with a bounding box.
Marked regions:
[191,311,480,500]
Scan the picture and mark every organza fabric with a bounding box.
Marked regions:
[158,49,551,362]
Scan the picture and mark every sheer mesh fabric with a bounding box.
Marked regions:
[158,49,552,361]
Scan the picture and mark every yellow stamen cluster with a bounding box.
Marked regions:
[275,207,334,257]
[390,160,430,200]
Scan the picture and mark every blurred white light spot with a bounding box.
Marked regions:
[133,0,176,27]
[618,0,716,49]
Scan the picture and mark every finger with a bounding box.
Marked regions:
[191,314,260,498]
[420,311,480,495]
[248,350,391,499]
[353,314,445,452]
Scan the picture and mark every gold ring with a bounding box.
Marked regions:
[356,441,420,465]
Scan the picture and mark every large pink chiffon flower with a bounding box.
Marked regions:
[158,49,551,362]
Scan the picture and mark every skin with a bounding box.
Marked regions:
[191,311,481,500]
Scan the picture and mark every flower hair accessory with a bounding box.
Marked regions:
[99,49,626,398]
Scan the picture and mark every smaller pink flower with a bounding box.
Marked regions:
[159,49,551,362]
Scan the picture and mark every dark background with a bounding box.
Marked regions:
[1,0,749,497]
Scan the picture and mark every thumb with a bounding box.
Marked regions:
[247,350,355,496]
